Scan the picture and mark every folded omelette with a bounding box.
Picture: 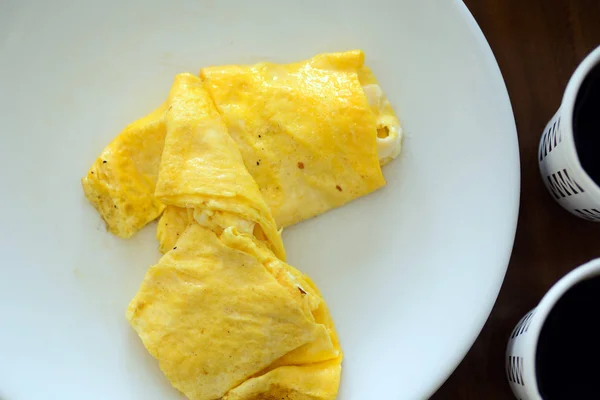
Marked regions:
[128,224,342,400]
[200,50,402,228]
[127,73,342,399]
[82,50,402,241]
[82,50,404,400]
[154,73,286,260]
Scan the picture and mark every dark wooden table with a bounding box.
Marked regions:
[431,1,600,399]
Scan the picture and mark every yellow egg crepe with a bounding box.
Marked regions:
[83,50,405,400]
[154,73,285,260]
[81,104,167,238]
[82,51,402,240]
[127,223,341,400]
[200,50,401,228]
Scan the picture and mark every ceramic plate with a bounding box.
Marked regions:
[0,0,519,398]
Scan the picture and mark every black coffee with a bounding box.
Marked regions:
[573,62,600,186]
[535,276,600,399]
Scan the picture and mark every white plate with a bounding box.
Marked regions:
[0,0,519,398]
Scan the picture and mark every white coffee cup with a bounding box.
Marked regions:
[505,258,600,399]
[539,45,600,221]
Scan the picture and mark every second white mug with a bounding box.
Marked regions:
[506,258,600,399]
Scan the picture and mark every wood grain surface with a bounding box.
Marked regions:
[431,1,600,399]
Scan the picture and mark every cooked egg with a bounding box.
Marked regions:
[201,50,403,228]
[154,73,285,260]
[81,104,167,238]
[83,52,403,237]
[127,223,341,400]
[83,51,406,400]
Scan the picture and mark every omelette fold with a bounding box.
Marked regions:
[83,50,402,241]
[126,72,344,399]
[154,73,285,260]
[128,224,341,400]
[82,50,405,400]
[201,50,402,228]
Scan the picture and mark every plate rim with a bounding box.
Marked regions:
[421,1,521,397]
